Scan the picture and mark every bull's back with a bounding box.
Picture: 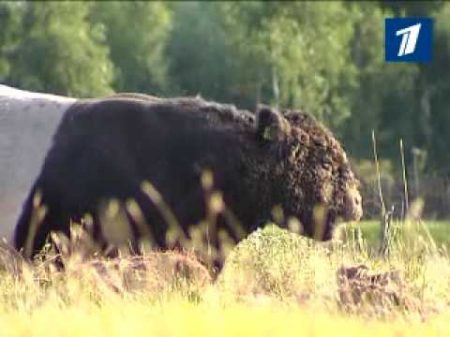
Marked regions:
[43,98,252,211]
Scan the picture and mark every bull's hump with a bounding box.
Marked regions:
[72,96,256,132]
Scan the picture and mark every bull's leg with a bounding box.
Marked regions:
[14,182,67,258]
[130,191,169,249]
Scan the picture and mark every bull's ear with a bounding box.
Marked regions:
[255,105,290,142]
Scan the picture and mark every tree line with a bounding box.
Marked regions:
[1,1,449,176]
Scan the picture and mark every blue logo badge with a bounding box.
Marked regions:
[385,18,433,63]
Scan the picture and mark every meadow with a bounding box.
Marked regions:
[1,218,450,337]
[351,220,450,247]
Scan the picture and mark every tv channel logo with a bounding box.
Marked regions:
[385,18,433,63]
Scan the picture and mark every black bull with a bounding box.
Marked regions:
[14,95,362,258]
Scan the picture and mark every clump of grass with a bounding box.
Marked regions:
[218,225,336,303]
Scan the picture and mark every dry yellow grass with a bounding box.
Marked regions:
[1,223,450,337]
[1,296,450,337]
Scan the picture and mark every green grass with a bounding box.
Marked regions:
[347,220,450,248]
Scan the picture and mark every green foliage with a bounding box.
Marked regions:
[1,1,450,174]
[221,2,358,127]
[0,2,24,81]
[90,2,172,95]
[339,2,450,177]
[416,4,450,168]
[7,2,113,97]
[167,2,234,102]
[341,3,420,159]
[379,0,445,17]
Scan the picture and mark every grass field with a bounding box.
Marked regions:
[353,220,450,247]
[3,298,450,337]
[1,220,450,337]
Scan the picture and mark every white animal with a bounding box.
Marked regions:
[0,85,76,241]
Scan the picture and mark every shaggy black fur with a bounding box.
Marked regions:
[14,94,362,257]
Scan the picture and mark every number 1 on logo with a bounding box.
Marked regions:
[396,23,421,57]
